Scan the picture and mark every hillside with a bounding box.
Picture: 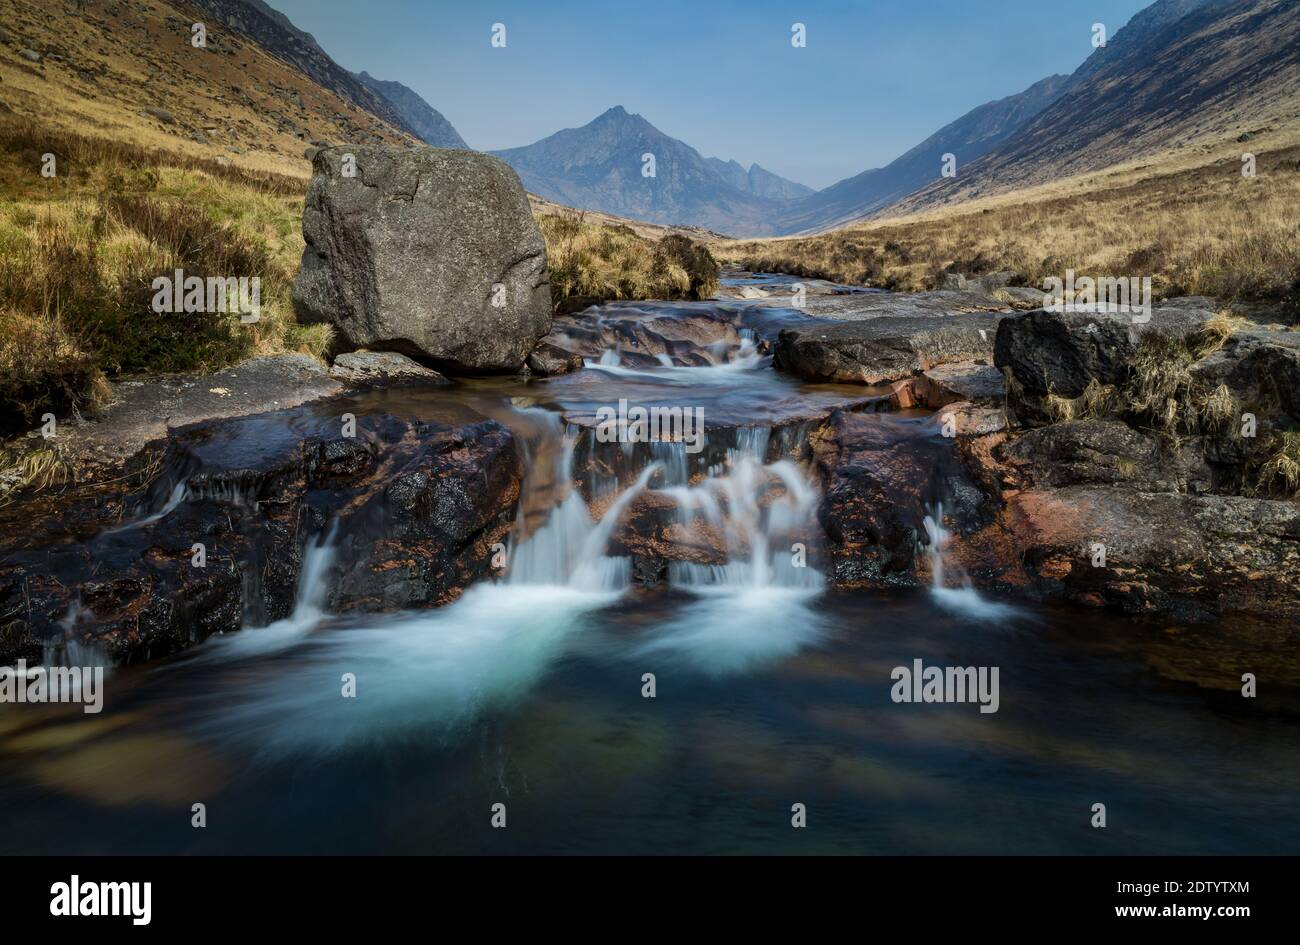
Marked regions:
[894,0,1300,213]
[771,73,1071,235]
[353,70,469,149]
[0,0,416,178]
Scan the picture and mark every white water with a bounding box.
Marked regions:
[661,430,824,592]
[582,332,766,384]
[922,502,1020,622]
[504,411,660,591]
[101,481,187,535]
[187,522,338,661]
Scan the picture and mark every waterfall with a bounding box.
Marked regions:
[921,501,1019,622]
[504,411,660,591]
[187,522,338,662]
[101,481,186,535]
[662,429,823,591]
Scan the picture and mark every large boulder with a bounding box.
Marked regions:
[293,145,551,373]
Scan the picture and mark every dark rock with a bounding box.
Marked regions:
[1003,419,1212,492]
[1191,329,1300,423]
[0,408,523,665]
[811,410,988,587]
[994,298,1219,424]
[293,145,551,374]
[952,487,1300,621]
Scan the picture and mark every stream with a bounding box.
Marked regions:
[2,282,1299,854]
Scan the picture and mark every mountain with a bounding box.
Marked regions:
[490,106,793,235]
[0,0,415,177]
[703,158,815,201]
[769,73,1071,235]
[353,70,469,149]
[893,0,1300,213]
[185,0,419,139]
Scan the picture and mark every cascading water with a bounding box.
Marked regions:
[922,501,1020,622]
[503,409,660,591]
[188,522,339,661]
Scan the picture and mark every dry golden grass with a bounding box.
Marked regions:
[715,143,1300,317]
[0,116,329,437]
[539,211,719,310]
[0,0,414,180]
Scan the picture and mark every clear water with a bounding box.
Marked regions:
[3,295,1298,855]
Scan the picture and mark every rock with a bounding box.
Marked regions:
[950,487,1300,621]
[329,350,449,385]
[303,146,320,161]
[767,287,1007,322]
[917,360,1005,407]
[18,48,40,63]
[37,354,341,479]
[293,145,551,373]
[0,410,522,665]
[526,341,584,377]
[143,106,176,124]
[1191,329,1300,424]
[774,312,1004,384]
[941,271,1018,292]
[994,298,1220,424]
[1003,419,1212,492]
[812,410,991,587]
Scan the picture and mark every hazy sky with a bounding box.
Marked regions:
[269,0,1152,189]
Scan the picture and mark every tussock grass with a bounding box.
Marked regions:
[715,144,1300,318]
[1256,431,1300,497]
[539,212,719,310]
[0,116,324,434]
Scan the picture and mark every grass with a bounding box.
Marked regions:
[0,116,326,436]
[539,211,719,310]
[714,143,1300,319]
[0,116,719,454]
[1026,311,1299,496]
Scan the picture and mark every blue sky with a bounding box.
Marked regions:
[269,0,1152,189]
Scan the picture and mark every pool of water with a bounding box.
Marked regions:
[2,584,1298,855]
[4,293,1298,855]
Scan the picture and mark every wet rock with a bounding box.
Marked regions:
[953,487,1300,621]
[1003,419,1212,492]
[329,350,449,386]
[526,341,585,377]
[774,312,1003,384]
[811,411,987,587]
[293,145,551,374]
[0,409,523,665]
